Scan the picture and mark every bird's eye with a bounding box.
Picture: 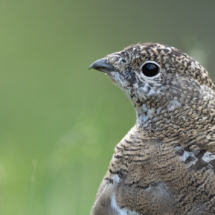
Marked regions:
[141,62,160,77]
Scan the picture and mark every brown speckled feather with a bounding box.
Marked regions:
[89,43,215,215]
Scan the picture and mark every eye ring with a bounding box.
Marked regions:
[140,61,160,78]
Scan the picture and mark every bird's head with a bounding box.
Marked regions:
[89,43,215,139]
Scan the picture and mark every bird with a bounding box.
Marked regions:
[88,43,215,215]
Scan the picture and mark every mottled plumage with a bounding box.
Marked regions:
[89,43,215,215]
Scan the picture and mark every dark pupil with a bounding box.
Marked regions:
[142,63,159,77]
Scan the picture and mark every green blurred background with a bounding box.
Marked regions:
[0,0,215,214]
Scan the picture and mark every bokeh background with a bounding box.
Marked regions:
[1,0,215,214]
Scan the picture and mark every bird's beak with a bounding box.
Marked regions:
[88,58,114,73]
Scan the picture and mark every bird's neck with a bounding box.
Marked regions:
[134,105,215,153]
[135,104,168,133]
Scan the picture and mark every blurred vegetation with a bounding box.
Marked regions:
[0,0,215,214]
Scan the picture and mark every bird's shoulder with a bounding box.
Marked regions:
[91,126,215,215]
